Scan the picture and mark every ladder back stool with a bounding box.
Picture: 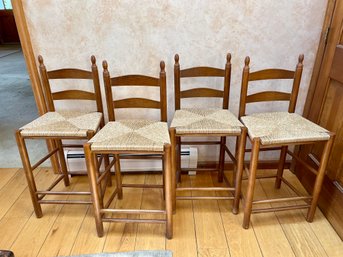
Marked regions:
[239,55,335,228]
[15,55,109,218]
[170,53,247,213]
[84,60,173,238]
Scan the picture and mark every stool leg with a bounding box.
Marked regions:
[233,127,247,214]
[307,135,335,222]
[15,131,42,218]
[170,128,177,213]
[114,154,123,199]
[56,139,70,186]
[164,144,173,239]
[104,154,112,187]
[84,143,104,237]
[275,146,288,189]
[176,137,182,183]
[218,136,226,183]
[243,138,260,229]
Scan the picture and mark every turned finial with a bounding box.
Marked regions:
[226,53,231,63]
[298,54,304,64]
[38,55,44,65]
[91,55,96,65]
[160,61,165,72]
[244,56,250,67]
[174,54,179,64]
[102,60,108,70]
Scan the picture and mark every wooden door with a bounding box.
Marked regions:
[0,10,20,44]
[296,0,343,239]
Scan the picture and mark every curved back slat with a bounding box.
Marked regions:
[52,90,96,101]
[246,91,291,103]
[180,88,224,98]
[47,69,93,79]
[113,98,160,109]
[180,67,225,77]
[111,75,159,86]
[239,55,304,118]
[249,69,295,81]
[103,60,167,122]
[174,53,231,110]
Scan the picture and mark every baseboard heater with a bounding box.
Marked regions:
[64,147,198,174]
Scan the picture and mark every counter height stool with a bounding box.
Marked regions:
[15,55,109,218]
[84,60,173,238]
[170,54,247,214]
[239,55,335,228]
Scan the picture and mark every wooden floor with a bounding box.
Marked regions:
[0,168,342,257]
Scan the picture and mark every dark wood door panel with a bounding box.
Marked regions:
[0,10,20,44]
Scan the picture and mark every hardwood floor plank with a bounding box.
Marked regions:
[260,176,328,257]
[0,168,19,190]
[211,172,263,257]
[10,174,80,257]
[0,168,56,249]
[0,168,34,220]
[243,174,296,257]
[166,175,197,257]
[135,174,166,251]
[283,171,343,257]
[191,172,229,252]
[198,248,230,257]
[36,176,90,257]
[102,174,145,253]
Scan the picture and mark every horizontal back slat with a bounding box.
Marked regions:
[181,88,224,98]
[111,75,159,86]
[52,90,96,101]
[113,98,160,109]
[47,69,93,79]
[180,67,225,77]
[249,69,294,81]
[246,91,291,103]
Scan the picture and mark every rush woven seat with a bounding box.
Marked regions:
[241,112,329,145]
[170,53,247,214]
[238,55,335,229]
[15,55,109,218]
[20,111,102,137]
[89,120,170,152]
[84,60,173,239]
[171,108,243,135]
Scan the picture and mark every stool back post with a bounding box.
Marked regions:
[38,55,55,112]
[174,54,181,110]
[288,54,304,113]
[159,61,167,122]
[223,53,232,109]
[239,56,250,118]
[91,56,104,115]
[102,60,115,121]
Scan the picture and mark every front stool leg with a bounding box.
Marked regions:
[243,138,260,229]
[218,136,226,183]
[164,144,173,239]
[307,134,335,222]
[15,130,43,218]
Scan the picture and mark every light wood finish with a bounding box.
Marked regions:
[239,56,335,229]
[1,169,342,257]
[298,0,343,239]
[15,56,109,217]
[172,53,245,215]
[86,61,172,238]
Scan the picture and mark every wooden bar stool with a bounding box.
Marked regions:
[170,53,247,214]
[239,55,335,228]
[15,55,109,218]
[84,60,173,238]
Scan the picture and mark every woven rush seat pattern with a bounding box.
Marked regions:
[89,120,170,152]
[171,108,243,134]
[241,112,329,145]
[20,111,103,137]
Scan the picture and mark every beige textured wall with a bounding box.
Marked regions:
[23,0,327,161]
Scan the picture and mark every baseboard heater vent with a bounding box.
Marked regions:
[64,147,198,173]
